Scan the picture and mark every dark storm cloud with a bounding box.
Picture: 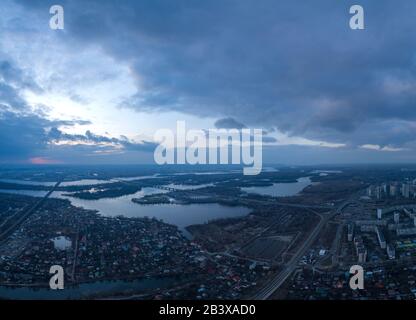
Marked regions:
[214,117,277,143]
[0,110,98,160]
[0,60,42,92]
[48,128,158,152]
[54,119,92,127]
[14,1,416,149]
[0,111,50,158]
[0,59,47,159]
[0,111,155,161]
[215,118,246,130]
[262,136,277,144]
[0,58,35,109]
[0,82,29,111]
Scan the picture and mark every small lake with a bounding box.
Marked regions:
[52,236,72,251]
[241,177,312,197]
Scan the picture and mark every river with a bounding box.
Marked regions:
[240,177,312,197]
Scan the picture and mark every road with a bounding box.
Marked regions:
[0,181,61,243]
[251,199,353,300]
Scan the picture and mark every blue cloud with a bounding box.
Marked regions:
[6,0,416,164]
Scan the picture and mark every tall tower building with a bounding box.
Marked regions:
[402,183,410,198]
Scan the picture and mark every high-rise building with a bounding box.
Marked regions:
[394,212,400,224]
[383,183,390,195]
[367,186,373,197]
[347,224,354,242]
[390,185,397,197]
[377,208,383,220]
[354,236,367,263]
[357,248,367,263]
[387,244,396,260]
[375,186,382,199]
[376,227,386,249]
[402,183,410,198]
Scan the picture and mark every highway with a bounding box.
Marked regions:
[252,199,353,300]
[0,181,61,244]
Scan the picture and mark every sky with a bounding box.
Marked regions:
[1,0,416,165]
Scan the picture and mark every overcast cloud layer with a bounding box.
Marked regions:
[2,1,416,164]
